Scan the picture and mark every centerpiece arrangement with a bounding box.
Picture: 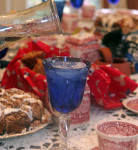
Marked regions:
[95,29,138,75]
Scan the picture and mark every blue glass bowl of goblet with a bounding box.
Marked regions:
[43,56,91,114]
[108,0,120,5]
[70,0,84,9]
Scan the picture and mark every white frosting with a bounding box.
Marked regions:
[41,116,46,122]
[0,108,2,118]
[4,108,21,115]
[9,88,21,92]
[22,105,33,121]
[100,14,133,29]
[0,89,5,96]
[0,102,5,109]
[10,98,16,102]
[4,106,33,121]
[23,98,42,108]
[102,16,109,27]
[3,106,33,122]
[0,98,7,102]
[102,14,122,28]
[23,98,38,103]
[37,100,43,109]
[11,94,31,99]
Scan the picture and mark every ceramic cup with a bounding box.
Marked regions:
[82,5,95,19]
[96,121,138,150]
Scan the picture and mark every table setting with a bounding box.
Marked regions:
[0,81,137,150]
[0,0,138,150]
[0,39,137,149]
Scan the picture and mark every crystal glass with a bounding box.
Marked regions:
[43,0,66,21]
[107,0,120,10]
[0,0,62,58]
[55,0,66,21]
[70,0,84,9]
[108,0,120,5]
[43,56,91,150]
[70,0,84,18]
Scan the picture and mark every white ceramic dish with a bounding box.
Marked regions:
[97,8,138,15]
[0,122,49,140]
[122,97,138,114]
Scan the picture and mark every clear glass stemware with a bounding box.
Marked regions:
[70,0,84,18]
[0,0,62,55]
[43,56,91,150]
[70,0,84,9]
[107,0,120,11]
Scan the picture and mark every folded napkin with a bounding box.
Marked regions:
[1,40,70,102]
[1,40,137,110]
[88,64,137,110]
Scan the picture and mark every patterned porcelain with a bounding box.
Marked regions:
[96,121,138,150]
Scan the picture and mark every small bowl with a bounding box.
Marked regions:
[96,121,138,150]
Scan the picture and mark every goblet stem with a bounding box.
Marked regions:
[59,114,70,150]
[110,3,115,8]
[109,4,117,13]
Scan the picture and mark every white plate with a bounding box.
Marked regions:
[122,97,138,114]
[0,122,50,140]
[97,8,138,15]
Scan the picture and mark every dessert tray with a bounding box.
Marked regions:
[0,122,50,140]
[97,8,138,14]
[95,8,138,34]
[122,97,138,114]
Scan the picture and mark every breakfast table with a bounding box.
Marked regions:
[0,72,137,150]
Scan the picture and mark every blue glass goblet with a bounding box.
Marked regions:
[108,0,120,5]
[107,0,120,11]
[43,56,91,150]
[70,0,84,9]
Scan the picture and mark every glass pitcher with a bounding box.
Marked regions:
[0,0,62,57]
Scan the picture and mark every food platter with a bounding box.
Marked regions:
[122,97,138,114]
[95,8,138,35]
[0,106,52,140]
[97,8,138,15]
[0,122,50,140]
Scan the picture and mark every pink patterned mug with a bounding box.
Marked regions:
[96,121,138,150]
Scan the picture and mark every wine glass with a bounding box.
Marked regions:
[42,56,91,150]
[70,0,84,9]
[107,0,120,11]
[70,0,84,18]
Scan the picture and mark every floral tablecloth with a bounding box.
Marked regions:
[0,72,137,150]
